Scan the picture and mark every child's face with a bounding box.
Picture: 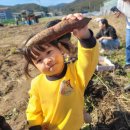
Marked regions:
[32,44,64,76]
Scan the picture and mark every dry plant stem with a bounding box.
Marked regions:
[94,74,130,110]
[118,94,130,101]
[93,73,114,95]
[26,17,91,46]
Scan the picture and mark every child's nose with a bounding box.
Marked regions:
[44,58,53,65]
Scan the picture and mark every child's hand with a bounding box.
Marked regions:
[62,13,91,39]
[42,124,49,130]
[73,25,90,39]
[62,13,84,21]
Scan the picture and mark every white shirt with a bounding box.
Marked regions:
[117,0,130,29]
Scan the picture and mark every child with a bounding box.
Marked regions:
[22,13,99,130]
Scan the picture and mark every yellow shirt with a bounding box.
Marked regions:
[26,41,99,130]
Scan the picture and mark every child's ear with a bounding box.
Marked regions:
[57,43,69,54]
[73,29,81,39]
[73,29,78,37]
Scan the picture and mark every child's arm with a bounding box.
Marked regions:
[66,13,99,89]
[26,15,91,47]
[75,29,98,88]
[26,80,43,130]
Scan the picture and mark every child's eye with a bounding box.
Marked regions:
[47,50,52,54]
[36,59,42,63]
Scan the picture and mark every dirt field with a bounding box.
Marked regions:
[0,15,130,130]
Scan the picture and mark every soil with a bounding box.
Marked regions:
[0,15,130,130]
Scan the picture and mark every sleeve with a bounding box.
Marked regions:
[75,29,99,91]
[26,79,43,129]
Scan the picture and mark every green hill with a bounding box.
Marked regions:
[0,0,108,14]
[7,3,48,13]
[49,0,108,14]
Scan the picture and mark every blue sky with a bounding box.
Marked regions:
[0,0,75,6]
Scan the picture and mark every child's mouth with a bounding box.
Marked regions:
[49,64,56,71]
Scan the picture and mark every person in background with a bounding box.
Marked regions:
[15,17,19,26]
[21,13,99,130]
[114,0,130,70]
[96,18,120,51]
[114,0,130,93]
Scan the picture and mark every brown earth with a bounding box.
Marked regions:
[0,15,130,130]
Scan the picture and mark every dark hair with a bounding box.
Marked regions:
[100,19,109,27]
[21,19,72,77]
[21,35,60,77]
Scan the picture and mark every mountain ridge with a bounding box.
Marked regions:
[0,0,108,14]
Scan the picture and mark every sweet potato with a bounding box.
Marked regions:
[26,17,91,47]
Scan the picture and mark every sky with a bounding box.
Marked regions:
[0,0,75,6]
